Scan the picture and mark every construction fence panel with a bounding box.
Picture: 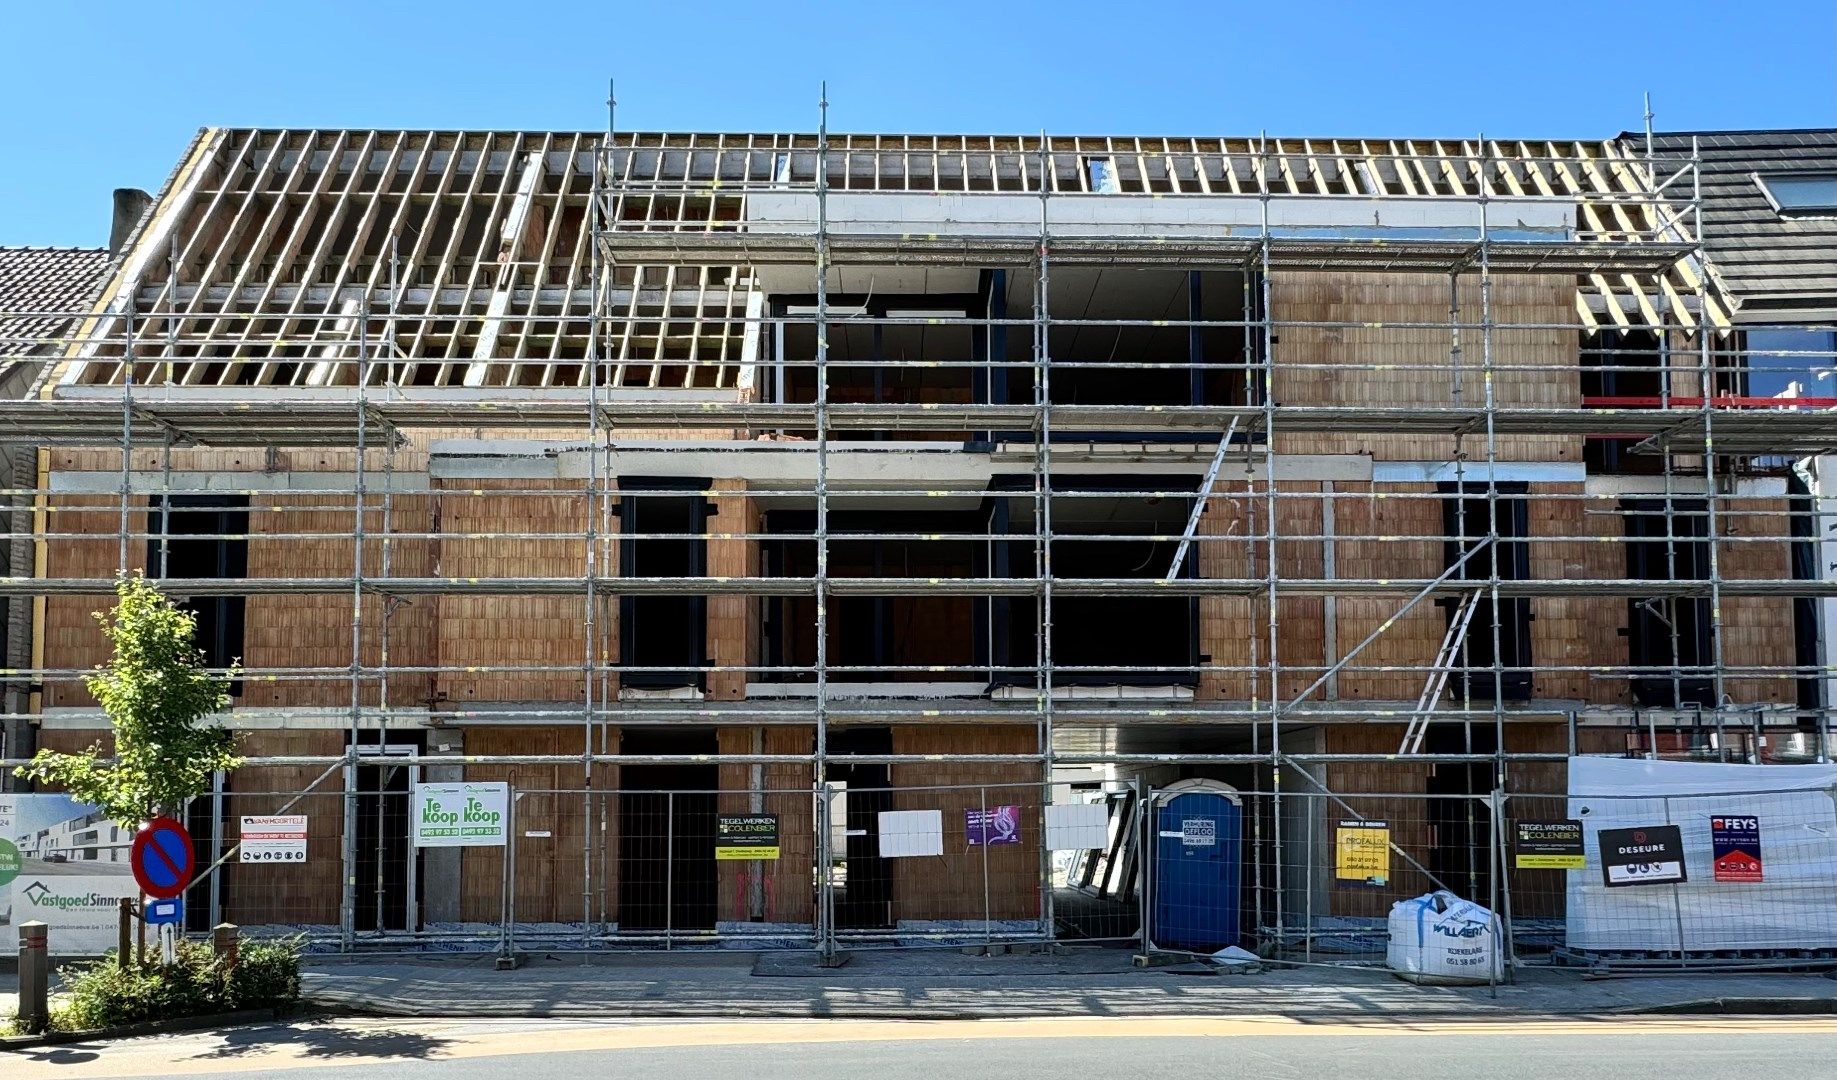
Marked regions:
[1503,786,1837,973]
[499,787,821,954]
[204,790,351,945]
[1138,787,1504,973]
[823,782,1051,950]
[1049,779,1145,945]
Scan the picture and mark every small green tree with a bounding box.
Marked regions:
[15,573,239,825]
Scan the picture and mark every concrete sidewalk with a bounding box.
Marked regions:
[299,950,1837,1021]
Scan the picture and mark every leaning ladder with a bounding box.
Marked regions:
[1398,587,1484,754]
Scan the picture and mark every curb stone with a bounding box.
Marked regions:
[0,1007,289,1052]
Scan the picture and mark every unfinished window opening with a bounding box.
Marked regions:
[1579,329,1666,475]
[618,481,709,690]
[147,495,249,696]
[762,508,983,683]
[1622,498,1714,708]
[1438,483,1531,701]
[1004,268,1256,439]
[996,476,1198,688]
[1742,328,1837,469]
[774,291,978,441]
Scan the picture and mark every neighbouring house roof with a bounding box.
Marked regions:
[1636,129,1837,323]
[0,246,113,364]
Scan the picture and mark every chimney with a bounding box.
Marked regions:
[109,188,153,255]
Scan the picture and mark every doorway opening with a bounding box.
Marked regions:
[826,727,894,929]
[352,735,421,933]
[619,728,719,930]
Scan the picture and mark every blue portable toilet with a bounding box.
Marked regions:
[1151,779,1243,951]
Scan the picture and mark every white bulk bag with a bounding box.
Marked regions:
[1386,890,1498,985]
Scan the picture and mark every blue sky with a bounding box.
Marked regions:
[2,0,1832,246]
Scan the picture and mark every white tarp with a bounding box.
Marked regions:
[1565,757,1837,953]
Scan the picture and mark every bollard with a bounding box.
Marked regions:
[118,897,134,971]
[18,921,49,1034]
[213,923,240,972]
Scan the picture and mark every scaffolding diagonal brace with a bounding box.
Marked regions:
[1282,536,1494,713]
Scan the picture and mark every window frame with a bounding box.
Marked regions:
[1752,171,1837,218]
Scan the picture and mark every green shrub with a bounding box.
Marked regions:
[53,935,302,1032]
[228,939,303,1008]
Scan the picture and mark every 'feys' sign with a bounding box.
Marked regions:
[1710,816,1763,883]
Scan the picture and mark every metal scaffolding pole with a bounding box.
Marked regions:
[813,86,836,963]
[1033,135,1057,940]
[582,78,614,948]
[1257,133,1285,949]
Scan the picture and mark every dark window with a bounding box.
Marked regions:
[1005,269,1258,441]
[772,292,979,443]
[826,727,893,929]
[147,495,248,692]
[996,476,1198,687]
[1438,484,1531,701]
[1622,498,1714,707]
[762,509,983,683]
[1580,329,1666,475]
[618,481,708,689]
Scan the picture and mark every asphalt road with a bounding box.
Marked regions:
[5,1015,1833,1079]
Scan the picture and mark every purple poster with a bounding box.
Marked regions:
[965,806,1022,846]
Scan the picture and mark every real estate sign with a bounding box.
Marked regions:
[12,874,141,953]
[412,783,509,848]
[2,794,138,955]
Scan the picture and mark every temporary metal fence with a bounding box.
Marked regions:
[20,763,1833,980]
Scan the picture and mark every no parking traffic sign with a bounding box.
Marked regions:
[130,816,196,900]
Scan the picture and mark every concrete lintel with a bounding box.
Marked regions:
[52,384,743,405]
[49,470,432,494]
[1372,461,1586,485]
[745,191,1577,242]
[1586,474,1790,498]
[430,438,1375,486]
[37,706,436,731]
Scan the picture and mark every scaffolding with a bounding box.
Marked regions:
[3,105,1836,956]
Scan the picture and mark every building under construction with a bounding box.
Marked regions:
[3,113,1836,962]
